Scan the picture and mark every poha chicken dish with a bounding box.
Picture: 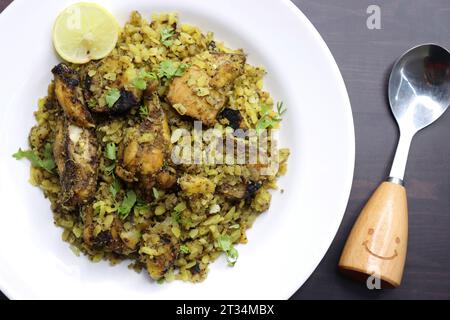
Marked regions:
[14,12,289,283]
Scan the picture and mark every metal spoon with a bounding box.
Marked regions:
[339,44,450,288]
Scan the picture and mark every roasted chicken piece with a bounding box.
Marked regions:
[53,120,99,207]
[218,107,246,129]
[167,53,245,126]
[115,94,176,197]
[139,219,179,280]
[81,204,139,254]
[167,66,222,125]
[156,168,178,190]
[81,58,150,114]
[52,63,95,128]
[210,53,246,89]
[90,77,143,114]
[105,88,142,114]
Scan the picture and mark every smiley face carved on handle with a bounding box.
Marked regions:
[362,228,400,260]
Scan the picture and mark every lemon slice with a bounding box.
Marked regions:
[53,2,120,64]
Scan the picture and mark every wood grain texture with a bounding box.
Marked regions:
[339,182,408,288]
[0,0,449,300]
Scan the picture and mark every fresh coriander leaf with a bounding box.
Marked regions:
[139,105,149,117]
[104,163,116,175]
[109,178,121,198]
[13,149,40,166]
[132,78,147,90]
[13,143,55,173]
[41,143,56,172]
[175,63,189,77]
[105,142,117,161]
[162,39,173,47]
[160,27,174,39]
[43,143,53,156]
[132,70,157,90]
[158,60,188,79]
[255,101,286,134]
[227,247,239,266]
[140,70,157,80]
[217,235,232,252]
[217,235,239,266]
[160,27,175,47]
[260,103,271,116]
[117,190,137,219]
[277,101,286,116]
[158,60,177,78]
[180,245,190,254]
[105,88,121,108]
[39,159,55,173]
[255,115,272,134]
[152,187,160,200]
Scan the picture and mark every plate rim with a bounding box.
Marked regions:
[0,0,355,300]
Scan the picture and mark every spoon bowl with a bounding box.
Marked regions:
[388,44,450,181]
[389,44,450,133]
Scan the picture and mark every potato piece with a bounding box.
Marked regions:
[210,53,246,89]
[179,175,216,195]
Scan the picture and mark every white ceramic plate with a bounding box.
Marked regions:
[0,0,354,299]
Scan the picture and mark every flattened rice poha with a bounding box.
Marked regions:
[14,11,289,283]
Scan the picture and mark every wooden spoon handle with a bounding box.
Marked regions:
[339,181,408,288]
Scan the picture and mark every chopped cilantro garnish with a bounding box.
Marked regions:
[105,142,117,161]
[105,88,121,108]
[117,190,137,219]
[160,27,175,47]
[277,101,287,116]
[140,70,157,80]
[158,60,188,79]
[217,235,239,266]
[180,245,190,254]
[133,70,157,90]
[132,78,147,90]
[139,105,149,118]
[13,143,55,173]
[227,247,239,266]
[255,101,286,134]
[109,178,121,198]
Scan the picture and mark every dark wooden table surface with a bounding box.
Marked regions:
[1,0,449,300]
